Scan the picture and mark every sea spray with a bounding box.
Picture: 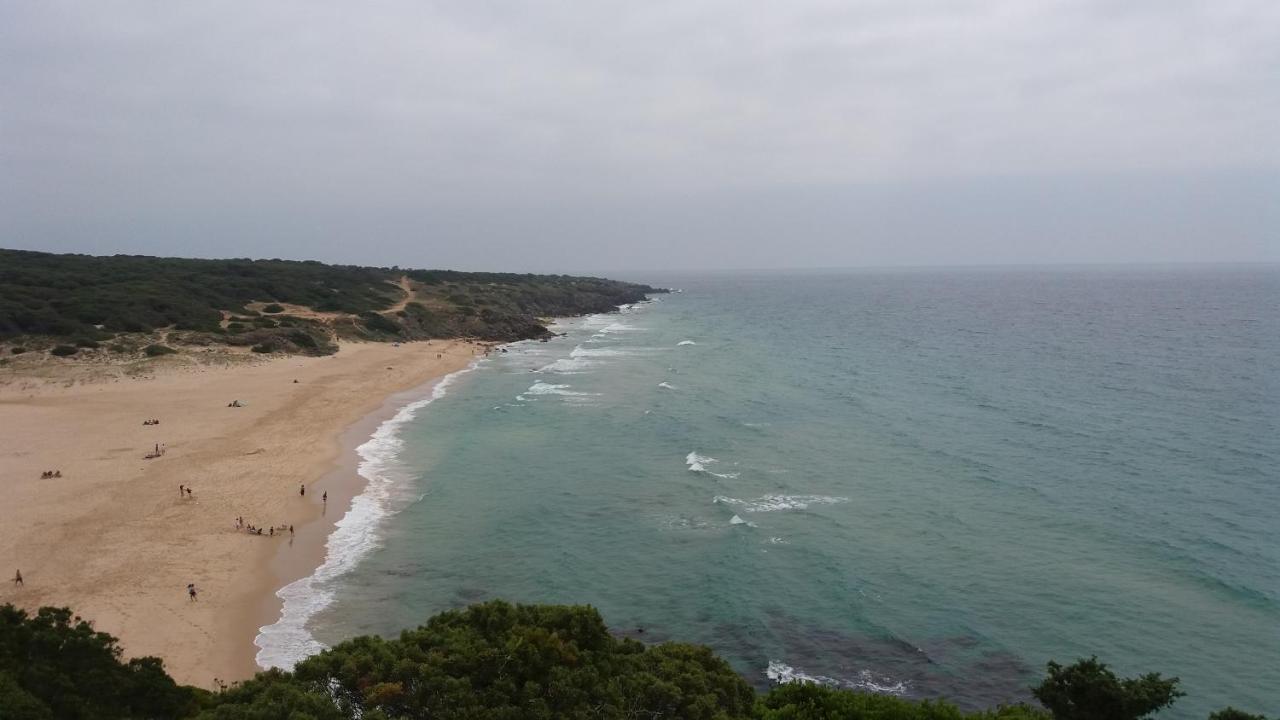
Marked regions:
[253,362,480,670]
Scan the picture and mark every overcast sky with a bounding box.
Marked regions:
[1,1,1276,272]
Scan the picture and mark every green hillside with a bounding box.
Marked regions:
[0,249,664,355]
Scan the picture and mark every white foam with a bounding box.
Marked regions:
[766,661,908,695]
[518,381,600,403]
[677,340,697,346]
[729,514,758,527]
[571,346,630,358]
[536,357,592,374]
[658,381,677,390]
[685,451,740,479]
[536,345,638,374]
[713,494,848,512]
[254,361,480,671]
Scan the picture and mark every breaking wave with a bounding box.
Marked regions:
[686,451,740,479]
[254,361,479,671]
[713,494,849,512]
[766,661,909,695]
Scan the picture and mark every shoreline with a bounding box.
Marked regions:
[0,340,483,687]
[248,358,481,674]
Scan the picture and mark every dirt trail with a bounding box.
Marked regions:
[383,275,415,314]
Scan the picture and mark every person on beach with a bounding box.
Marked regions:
[289,525,294,537]
[186,487,193,499]
[187,583,197,601]
[179,484,185,497]
[322,491,327,504]
[300,484,305,497]
[12,570,21,587]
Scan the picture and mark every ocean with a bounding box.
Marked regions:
[258,266,1279,717]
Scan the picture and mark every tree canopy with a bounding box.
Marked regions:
[0,601,1268,719]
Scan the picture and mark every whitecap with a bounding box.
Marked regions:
[535,357,592,374]
[600,322,642,334]
[677,340,697,346]
[685,451,740,479]
[255,361,479,671]
[729,514,757,527]
[766,661,908,695]
[570,346,632,358]
[713,494,848,512]
[523,381,598,398]
[657,381,677,390]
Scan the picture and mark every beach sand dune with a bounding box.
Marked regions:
[0,340,478,687]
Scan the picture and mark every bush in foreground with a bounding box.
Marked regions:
[0,605,201,719]
[0,601,1268,719]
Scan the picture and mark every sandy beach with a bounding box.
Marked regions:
[0,340,479,687]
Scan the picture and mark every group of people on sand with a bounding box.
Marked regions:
[142,418,161,425]
[227,400,243,407]
[178,484,193,499]
[39,470,62,478]
[235,516,293,538]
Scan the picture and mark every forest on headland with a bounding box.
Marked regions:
[0,601,1266,720]
[0,249,664,356]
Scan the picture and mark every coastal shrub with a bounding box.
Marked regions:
[261,303,285,314]
[0,249,662,347]
[49,345,77,356]
[206,601,755,720]
[73,337,99,348]
[287,330,318,349]
[250,343,274,353]
[359,311,402,335]
[144,344,178,357]
[1032,657,1182,720]
[10,346,25,354]
[0,602,1263,720]
[1208,710,1268,720]
[0,605,201,719]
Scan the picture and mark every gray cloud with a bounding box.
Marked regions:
[1,0,1276,271]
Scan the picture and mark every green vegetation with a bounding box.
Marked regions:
[0,601,1265,720]
[1031,657,1182,720]
[144,344,179,357]
[0,605,201,719]
[0,249,664,354]
[49,344,77,357]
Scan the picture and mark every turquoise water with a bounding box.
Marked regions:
[298,267,1278,716]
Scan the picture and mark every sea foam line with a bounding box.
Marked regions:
[766,661,909,695]
[713,494,849,512]
[254,361,480,671]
